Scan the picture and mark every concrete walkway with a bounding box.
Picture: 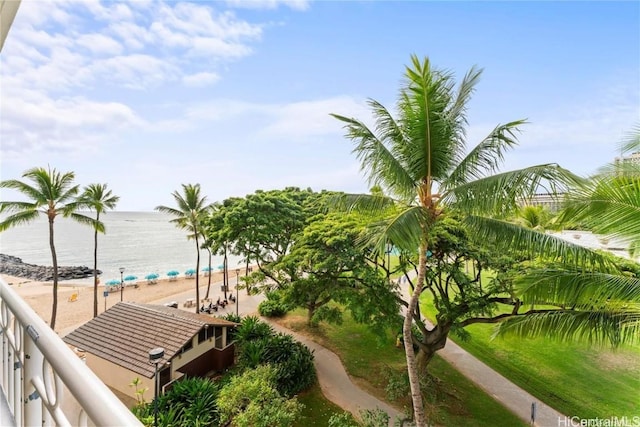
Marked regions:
[154,278,566,426]
[398,280,567,427]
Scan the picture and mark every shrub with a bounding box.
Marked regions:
[258,299,288,317]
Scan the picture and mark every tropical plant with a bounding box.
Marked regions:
[77,183,119,317]
[331,55,585,425]
[156,184,213,313]
[133,376,220,427]
[217,364,303,427]
[0,166,97,330]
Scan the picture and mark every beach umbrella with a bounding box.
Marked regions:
[185,268,196,277]
[202,266,212,272]
[167,270,180,277]
[124,275,138,282]
[217,264,225,271]
[145,273,159,280]
[106,279,120,286]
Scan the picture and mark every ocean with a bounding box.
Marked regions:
[0,211,243,284]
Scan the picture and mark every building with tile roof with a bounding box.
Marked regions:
[63,302,237,401]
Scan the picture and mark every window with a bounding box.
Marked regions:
[198,326,214,344]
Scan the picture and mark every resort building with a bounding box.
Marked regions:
[614,151,640,167]
[518,193,565,213]
[63,302,237,403]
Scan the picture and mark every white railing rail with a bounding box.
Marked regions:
[0,277,143,426]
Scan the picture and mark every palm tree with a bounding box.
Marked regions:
[78,183,119,318]
[331,55,582,426]
[0,167,96,330]
[156,184,213,314]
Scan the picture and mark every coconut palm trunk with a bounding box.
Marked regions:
[48,215,60,330]
[402,243,428,425]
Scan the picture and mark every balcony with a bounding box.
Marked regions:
[0,277,142,426]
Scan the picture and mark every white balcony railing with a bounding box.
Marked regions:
[0,277,143,426]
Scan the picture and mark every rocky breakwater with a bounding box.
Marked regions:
[0,254,101,281]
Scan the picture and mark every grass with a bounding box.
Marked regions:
[295,383,356,426]
[419,296,640,419]
[278,309,527,427]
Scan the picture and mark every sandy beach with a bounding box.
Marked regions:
[2,270,242,334]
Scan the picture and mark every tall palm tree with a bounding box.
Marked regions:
[156,184,213,314]
[0,166,96,330]
[331,55,582,426]
[78,183,119,318]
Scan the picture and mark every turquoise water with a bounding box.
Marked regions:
[0,211,243,284]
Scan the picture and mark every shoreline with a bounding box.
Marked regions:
[1,269,247,333]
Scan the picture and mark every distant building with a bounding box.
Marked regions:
[519,193,565,213]
[63,302,237,402]
[614,151,640,167]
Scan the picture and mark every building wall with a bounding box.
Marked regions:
[86,354,154,401]
[171,327,232,376]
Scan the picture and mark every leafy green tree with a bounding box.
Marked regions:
[156,184,213,313]
[78,183,119,318]
[331,55,583,425]
[217,188,317,289]
[275,213,397,326]
[217,365,303,427]
[0,167,96,330]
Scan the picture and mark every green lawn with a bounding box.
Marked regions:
[419,296,640,419]
[295,383,356,426]
[279,309,527,427]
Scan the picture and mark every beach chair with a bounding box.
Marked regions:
[68,292,78,302]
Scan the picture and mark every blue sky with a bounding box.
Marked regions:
[1,0,638,211]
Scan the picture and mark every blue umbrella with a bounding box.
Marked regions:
[202,266,212,272]
[167,270,180,277]
[106,279,120,286]
[217,264,225,270]
[124,275,138,282]
[185,268,196,277]
[145,273,159,280]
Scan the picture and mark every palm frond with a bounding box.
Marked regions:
[358,206,428,256]
[0,200,38,214]
[68,212,104,233]
[516,269,640,306]
[0,210,41,232]
[0,180,47,205]
[331,112,416,200]
[328,193,398,215]
[558,175,640,244]
[465,216,607,266]
[444,164,582,216]
[445,120,527,187]
[493,309,640,347]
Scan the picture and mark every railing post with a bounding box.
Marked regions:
[23,326,43,426]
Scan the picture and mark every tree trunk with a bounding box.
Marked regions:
[403,244,428,426]
[194,236,200,314]
[205,249,212,299]
[49,217,58,330]
[223,249,228,300]
[307,304,316,325]
[93,212,100,318]
[245,257,250,295]
[416,323,451,375]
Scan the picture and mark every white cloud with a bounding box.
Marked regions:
[225,0,310,11]
[182,72,220,87]
[76,33,123,56]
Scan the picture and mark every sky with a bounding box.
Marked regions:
[0,0,638,211]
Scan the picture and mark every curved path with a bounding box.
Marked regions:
[151,278,565,426]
